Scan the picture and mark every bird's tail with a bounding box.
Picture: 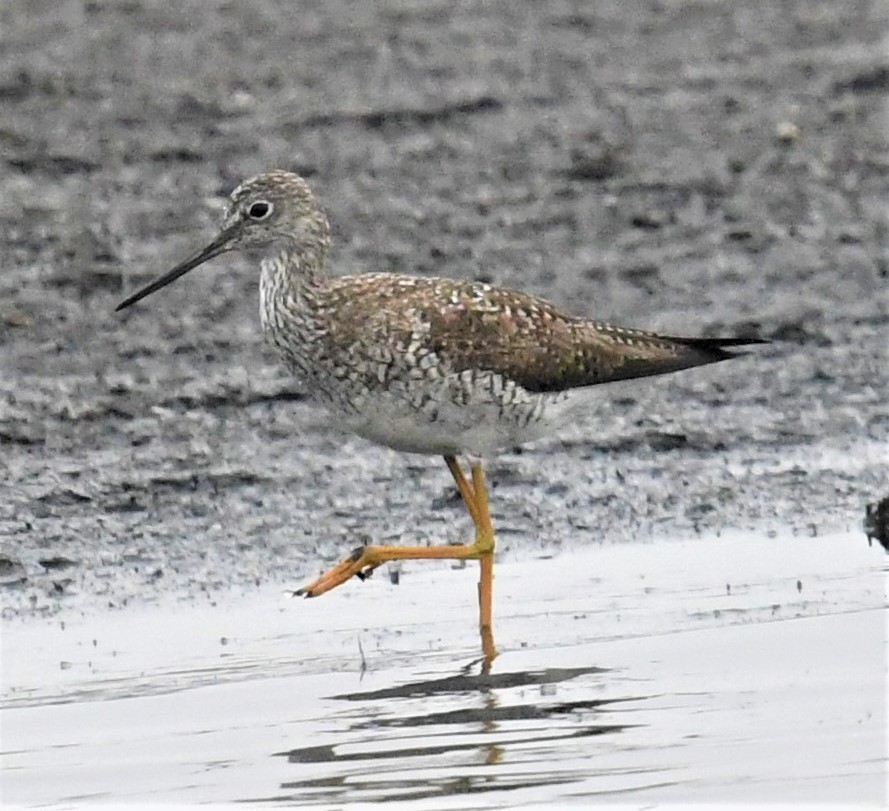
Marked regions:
[664,335,768,363]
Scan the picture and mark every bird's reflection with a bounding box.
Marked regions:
[265,662,639,805]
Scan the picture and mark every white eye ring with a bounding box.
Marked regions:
[247,200,273,220]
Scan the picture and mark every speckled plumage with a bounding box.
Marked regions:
[119,170,757,456]
[116,170,761,658]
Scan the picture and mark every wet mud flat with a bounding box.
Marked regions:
[2,531,886,807]
[1,0,887,621]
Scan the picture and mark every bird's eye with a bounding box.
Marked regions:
[247,200,273,220]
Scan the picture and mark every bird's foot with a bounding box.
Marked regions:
[295,545,379,597]
[294,540,482,598]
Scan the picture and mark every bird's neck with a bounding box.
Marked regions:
[259,246,329,372]
[260,245,327,299]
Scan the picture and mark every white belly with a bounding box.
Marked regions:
[325,385,600,457]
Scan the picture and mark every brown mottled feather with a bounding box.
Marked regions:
[318,274,759,394]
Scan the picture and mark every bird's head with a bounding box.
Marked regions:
[116,170,330,311]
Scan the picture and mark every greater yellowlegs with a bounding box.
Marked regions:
[117,170,761,664]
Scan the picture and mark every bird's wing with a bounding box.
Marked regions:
[320,274,760,394]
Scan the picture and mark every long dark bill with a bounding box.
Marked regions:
[115,227,236,311]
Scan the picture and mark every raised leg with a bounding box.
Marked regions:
[445,455,481,527]
[294,538,481,597]
[295,456,498,666]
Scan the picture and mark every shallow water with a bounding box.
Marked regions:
[2,532,885,807]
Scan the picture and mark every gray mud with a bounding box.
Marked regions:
[1,0,887,620]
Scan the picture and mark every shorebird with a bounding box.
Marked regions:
[117,170,760,664]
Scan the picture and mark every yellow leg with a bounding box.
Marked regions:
[445,455,481,526]
[444,457,497,668]
[470,464,494,602]
[295,455,498,667]
[294,539,481,597]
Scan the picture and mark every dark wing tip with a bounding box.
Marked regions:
[670,335,769,362]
